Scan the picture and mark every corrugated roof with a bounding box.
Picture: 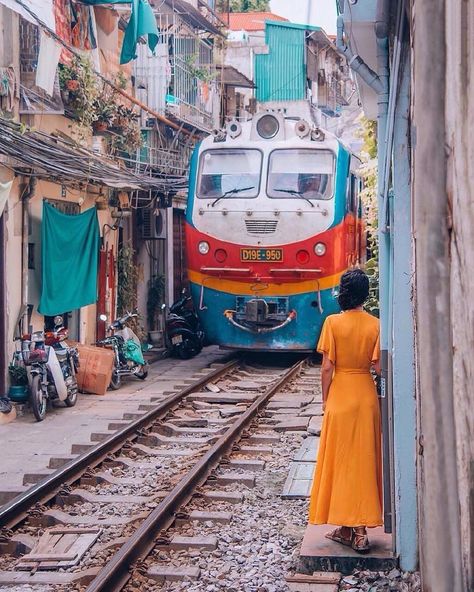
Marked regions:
[254,21,306,102]
[221,11,288,31]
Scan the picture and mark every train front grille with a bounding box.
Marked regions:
[245,220,278,234]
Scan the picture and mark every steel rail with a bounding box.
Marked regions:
[0,358,239,529]
[86,357,307,592]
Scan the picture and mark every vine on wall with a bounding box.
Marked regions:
[358,118,379,317]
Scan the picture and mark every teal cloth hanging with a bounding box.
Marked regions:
[38,202,100,316]
[81,0,158,65]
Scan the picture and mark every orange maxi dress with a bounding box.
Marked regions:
[308,310,383,527]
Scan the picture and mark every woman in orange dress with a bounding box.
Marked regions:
[308,269,382,553]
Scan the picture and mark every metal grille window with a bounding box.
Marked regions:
[133,11,216,132]
[19,18,63,114]
[44,199,81,215]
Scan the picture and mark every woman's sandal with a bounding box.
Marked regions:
[351,528,370,553]
[325,527,352,547]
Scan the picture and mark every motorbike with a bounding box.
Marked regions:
[162,290,205,360]
[13,315,80,422]
[97,311,148,390]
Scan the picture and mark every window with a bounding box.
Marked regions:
[267,149,335,200]
[197,149,262,199]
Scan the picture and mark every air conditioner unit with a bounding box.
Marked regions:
[141,209,167,240]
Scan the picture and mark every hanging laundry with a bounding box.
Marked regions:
[0,0,54,30]
[54,0,73,64]
[36,31,62,96]
[81,0,158,65]
[71,1,97,50]
[39,203,100,316]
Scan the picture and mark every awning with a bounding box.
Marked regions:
[164,0,224,37]
[0,117,187,192]
[217,65,255,88]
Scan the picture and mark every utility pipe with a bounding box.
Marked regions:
[20,177,36,336]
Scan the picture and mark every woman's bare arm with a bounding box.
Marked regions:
[372,360,381,375]
[321,352,335,411]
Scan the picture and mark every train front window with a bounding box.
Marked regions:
[197,149,261,199]
[267,149,335,200]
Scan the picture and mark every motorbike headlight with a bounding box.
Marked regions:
[198,241,210,255]
[314,242,326,256]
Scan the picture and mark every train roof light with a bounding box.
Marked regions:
[256,114,280,139]
[295,119,310,138]
[311,127,325,142]
[212,128,227,143]
[226,119,242,139]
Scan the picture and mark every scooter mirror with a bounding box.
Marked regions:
[54,315,63,326]
[161,304,166,310]
[99,314,107,322]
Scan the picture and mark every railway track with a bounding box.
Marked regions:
[0,355,321,591]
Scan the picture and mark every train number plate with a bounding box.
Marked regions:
[240,248,283,262]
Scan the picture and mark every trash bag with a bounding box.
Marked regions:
[0,397,12,414]
[124,339,145,365]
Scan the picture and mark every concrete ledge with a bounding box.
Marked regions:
[298,524,397,575]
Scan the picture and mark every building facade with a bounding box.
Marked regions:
[338,1,474,590]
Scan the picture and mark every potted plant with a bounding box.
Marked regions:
[114,105,137,130]
[147,275,164,344]
[58,63,80,93]
[8,364,29,403]
[92,97,117,133]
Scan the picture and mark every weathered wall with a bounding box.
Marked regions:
[412,0,473,589]
[444,1,474,588]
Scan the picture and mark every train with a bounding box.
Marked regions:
[185,111,365,351]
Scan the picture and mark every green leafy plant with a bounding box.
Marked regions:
[92,96,117,125]
[117,242,139,315]
[59,56,100,133]
[147,275,165,331]
[8,364,28,386]
[358,117,379,317]
[185,54,217,83]
[115,70,128,90]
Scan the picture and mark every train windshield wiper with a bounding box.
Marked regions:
[273,188,315,207]
[211,186,255,207]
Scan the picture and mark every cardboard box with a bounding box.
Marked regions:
[75,344,115,396]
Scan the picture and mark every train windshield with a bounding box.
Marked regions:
[267,149,335,200]
[197,149,261,199]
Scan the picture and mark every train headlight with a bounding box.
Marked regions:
[314,242,326,256]
[198,241,210,255]
[256,114,279,139]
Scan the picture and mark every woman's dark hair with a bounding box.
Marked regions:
[337,269,369,311]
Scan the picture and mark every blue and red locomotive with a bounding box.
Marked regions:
[185,112,365,351]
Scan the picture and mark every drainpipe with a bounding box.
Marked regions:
[336,0,392,533]
[20,177,36,336]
